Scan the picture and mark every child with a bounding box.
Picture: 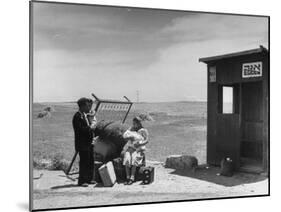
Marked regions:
[122,129,147,152]
[122,117,149,185]
[87,110,97,128]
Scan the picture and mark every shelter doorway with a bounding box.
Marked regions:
[240,81,263,173]
[217,84,240,169]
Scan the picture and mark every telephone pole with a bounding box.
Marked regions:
[136,90,140,103]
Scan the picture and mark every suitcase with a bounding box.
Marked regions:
[138,166,155,184]
[112,157,126,182]
[98,161,116,187]
[93,161,103,183]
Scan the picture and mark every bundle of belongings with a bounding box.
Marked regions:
[95,160,155,187]
[92,120,154,186]
[219,157,234,177]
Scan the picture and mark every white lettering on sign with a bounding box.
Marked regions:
[242,62,262,78]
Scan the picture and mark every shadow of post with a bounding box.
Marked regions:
[51,184,78,190]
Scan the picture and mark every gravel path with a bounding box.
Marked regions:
[32,162,268,210]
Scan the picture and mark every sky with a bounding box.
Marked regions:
[32,2,268,103]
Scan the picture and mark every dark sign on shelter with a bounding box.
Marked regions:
[199,46,269,173]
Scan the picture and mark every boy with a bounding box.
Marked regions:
[72,97,96,187]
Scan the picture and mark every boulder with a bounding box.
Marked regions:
[165,155,198,170]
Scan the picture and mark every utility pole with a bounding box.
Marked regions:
[136,90,139,103]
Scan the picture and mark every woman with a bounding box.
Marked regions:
[122,116,149,185]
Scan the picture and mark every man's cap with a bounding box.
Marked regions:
[77,97,93,107]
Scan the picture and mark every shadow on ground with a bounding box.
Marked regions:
[58,174,77,182]
[51,184,78,190]
[169,165,267,187]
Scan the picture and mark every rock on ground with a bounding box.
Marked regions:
[165,155,198,170]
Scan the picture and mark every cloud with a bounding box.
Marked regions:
[32,2,268,102]
[160,13,268,46]
[33,2,186,53]
[128,14,268,102]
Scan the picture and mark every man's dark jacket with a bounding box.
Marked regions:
[72,111,93,151]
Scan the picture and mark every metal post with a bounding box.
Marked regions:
[66,151,78,175]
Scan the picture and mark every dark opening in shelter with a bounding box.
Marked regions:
[199,46,269,174]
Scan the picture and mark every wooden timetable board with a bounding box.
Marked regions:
[92,93,133,124]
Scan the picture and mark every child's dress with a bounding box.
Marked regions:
[122,128,148,167]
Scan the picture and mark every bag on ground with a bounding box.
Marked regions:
[112,157,126,182]
[137,166,155,184]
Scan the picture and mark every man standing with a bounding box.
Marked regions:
[72,97,96,187]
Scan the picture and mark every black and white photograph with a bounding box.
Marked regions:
[30,1,269,211]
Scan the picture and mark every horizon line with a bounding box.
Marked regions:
[33,99,207,104]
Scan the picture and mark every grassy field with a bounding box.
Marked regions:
[32,101,207,166]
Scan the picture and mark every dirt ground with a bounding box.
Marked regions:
[32,161,268,210]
